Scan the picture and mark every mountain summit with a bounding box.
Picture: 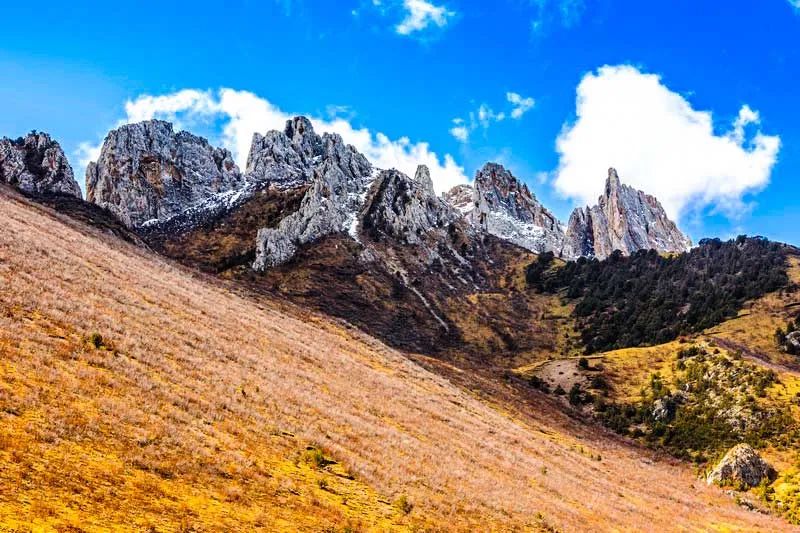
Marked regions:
[0,132,82,199]
[444,163,565,255]
[444,164,690,260]
[561,168,692,259]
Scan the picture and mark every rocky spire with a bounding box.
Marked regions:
[443,162,565,254]
[414,165,435,196]
[86,120,243,228]
[0,132,82,198]
[605,167,621,195]
[244,116,328,189]
[562,168,692,259]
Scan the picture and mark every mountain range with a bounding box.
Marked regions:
[1,118,693,358]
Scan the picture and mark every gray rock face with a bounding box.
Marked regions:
[362,166,458,245]
[252,118,373,270]
[443,163,565,254]
[561,168,692,260]
[86,120,243,228]
[443,184,476,215]
[786,331,800,353]
[0,132,82,198]
[706,443,776,488]
[245,117,327,189]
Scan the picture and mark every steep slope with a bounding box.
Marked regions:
[133,119,564,360]
[0,185,789,531]
[0,132,82,198]
[444,163,565,255]
[562,168,692,259]
[86,120,243,228]
[519,255,800,523]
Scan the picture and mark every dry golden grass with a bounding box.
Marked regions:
[703,255,800,369]
[0,189,792,531]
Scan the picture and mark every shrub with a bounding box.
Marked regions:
[394,494,413,515]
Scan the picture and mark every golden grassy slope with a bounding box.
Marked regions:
[0,189,791,531]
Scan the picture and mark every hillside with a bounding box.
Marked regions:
[0,189,791,530]
[520,249,800,524]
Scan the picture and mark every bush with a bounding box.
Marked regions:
[394,494,413,515]
[568,384,583,406]
[86,332,105,349]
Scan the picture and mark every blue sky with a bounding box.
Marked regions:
[1,0,799,244]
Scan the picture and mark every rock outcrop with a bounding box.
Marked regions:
[786,331,800,354]
[362,166,457,245]
[86,120,243,228]
[0,132,82,198]
[252,118,373,270]
[245,117,326,189]
[561,168,692,260]
[443,163,565,254]
[706,443,776,488]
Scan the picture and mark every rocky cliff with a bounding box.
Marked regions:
[362,166,458,246]
[0,132,82,198]
[251,117,373,270]
[443,163,565,255]
[561,168,692,259]
[86,120,243,228]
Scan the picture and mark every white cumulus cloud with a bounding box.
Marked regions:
[395,0,455,35]
[77,88,468,194]
[553,65,780,219]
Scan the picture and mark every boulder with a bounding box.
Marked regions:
[706,443,776,489]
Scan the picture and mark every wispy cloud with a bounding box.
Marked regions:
[356,0,456,37]
[449,92,535,142]
[507,92,535,119]
[530,0,586,35]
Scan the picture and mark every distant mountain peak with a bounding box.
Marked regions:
[562,168,692,259]
[0,131,82,199]
[444,162,565,255]
[86,120,243,228]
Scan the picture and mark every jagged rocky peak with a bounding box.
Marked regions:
[561,168,692,260]
[245,116,328,188]
[362,168,458,245]
[86,120,243,228]
[251,118,373,270]
[0,132,82,198]
[444,162,565,254]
